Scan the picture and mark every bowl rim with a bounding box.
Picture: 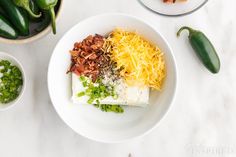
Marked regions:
[0,0,64,44]
[47,13,178,143]
[138,0,208,17]
[0,51,26,111]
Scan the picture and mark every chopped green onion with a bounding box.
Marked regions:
[77,92,85,97]
[87,98,95,104]
[82,81,87,87]
[79,75,86,82]
[0,60,23,104]
[77,76,124,113]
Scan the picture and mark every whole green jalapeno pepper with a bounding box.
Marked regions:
[177,26,220,74]
[13,0,41,18]
[0,14,18,39]
[36,0,58,34]
[0,0,29,36]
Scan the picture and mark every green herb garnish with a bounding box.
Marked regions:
[78,76,124,113]
[0,60,23,104]
[98,104,124,113]
[77,91,85,97]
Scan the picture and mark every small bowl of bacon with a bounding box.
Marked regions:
[48,13,177,143]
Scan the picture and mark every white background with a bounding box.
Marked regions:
[0,0,236,157]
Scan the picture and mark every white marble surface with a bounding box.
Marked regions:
[0,0,236,157]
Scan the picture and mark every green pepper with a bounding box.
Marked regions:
[29,0,40,21]
[0,14,18,39]
[177,26,220,74]
[0,6,5,16]
[13,0,41,18]
[36,0,58,34]
[0,0,29,36]
[35,11,50,32]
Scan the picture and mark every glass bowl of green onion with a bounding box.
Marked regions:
[0,51,25,111]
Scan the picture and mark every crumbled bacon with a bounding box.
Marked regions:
[68,34,106,82]
[163,0,176,3]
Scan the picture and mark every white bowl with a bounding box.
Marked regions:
[0,52,26,111]
[48,13,177,143]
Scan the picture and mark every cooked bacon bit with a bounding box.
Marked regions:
[88,53,98,60]
[70,50,79,57]
[163,0,176,3]
[68,34,105,81]
[76,64,85,72]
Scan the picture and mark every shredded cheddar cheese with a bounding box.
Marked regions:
[105,28,166,90]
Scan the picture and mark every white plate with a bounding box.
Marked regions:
[48,13,177,143]
[139,0,208,16]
